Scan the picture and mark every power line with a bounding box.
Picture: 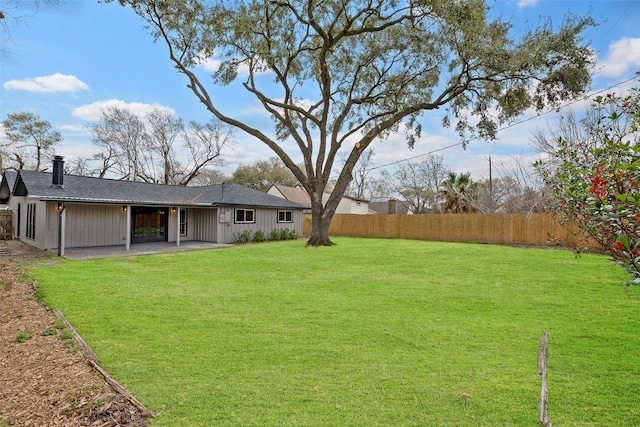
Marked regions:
[368,73,640,173]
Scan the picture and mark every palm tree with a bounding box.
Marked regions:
[438,171,478,213]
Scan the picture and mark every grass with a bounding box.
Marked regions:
[31,238,640,426]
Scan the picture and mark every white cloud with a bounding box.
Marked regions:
[3,73,89,93]
[197,51,271,77]
[71,99,175,121]
[517,0,538,8]
[58,124,87,133]
[598,37,640,78]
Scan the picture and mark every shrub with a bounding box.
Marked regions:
[252,230,266,242]
[279,228,291,240]
[269,228,281,240]
[539,86,640,285]
[233,230,253,243]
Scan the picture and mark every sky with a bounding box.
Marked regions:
[1,0,640,184]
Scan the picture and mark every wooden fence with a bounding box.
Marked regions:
[0,210,12,240]
[305,213,584,247]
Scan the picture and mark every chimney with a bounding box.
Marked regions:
[389,198,397,214]
[52,155,64,187]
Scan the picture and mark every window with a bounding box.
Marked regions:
[277,210,293,223]
[235,208,255,224]
[180,209,188,236]
[26,203,36,240]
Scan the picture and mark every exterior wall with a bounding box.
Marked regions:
[335,198,369,215]
[186,208,218,242]
[5,195,21,239]
[48,203,128,249]
[217,206,303,243]
[267,187,283,198]
[9,197,49,250]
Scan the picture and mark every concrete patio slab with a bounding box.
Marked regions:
[60,241,233,260]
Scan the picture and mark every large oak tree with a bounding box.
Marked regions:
[111,0,594,246]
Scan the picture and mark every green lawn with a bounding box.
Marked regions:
[31,238,640,426]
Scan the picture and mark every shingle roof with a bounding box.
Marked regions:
[270,184,311,207]
[12,170,307,209]
[368,200,412,214]
[0,171,18,202]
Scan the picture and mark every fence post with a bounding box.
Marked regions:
[538,331,552,427]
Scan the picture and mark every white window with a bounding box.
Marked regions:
[235,208,255,224]
[277,210,293,223]
[179,209,187,236]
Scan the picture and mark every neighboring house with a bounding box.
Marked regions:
[268,184,369,215]
[268,184,311,213]
[0,157,306,255]
[368,199,414,215]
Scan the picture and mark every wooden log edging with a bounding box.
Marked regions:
[90,360,157,418]
[53,309,157,419]
[53,309,101,365]
[538,331,552,427]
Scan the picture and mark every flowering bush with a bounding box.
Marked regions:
[538,85,640,285]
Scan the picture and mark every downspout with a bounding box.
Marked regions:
[57,202,67,257]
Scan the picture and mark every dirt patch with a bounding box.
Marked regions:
[0,240,151,426]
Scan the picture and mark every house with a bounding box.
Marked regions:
[268,184,370,215]
[0,156,306,255]
[368,199,414,215]
[267,184,311,213]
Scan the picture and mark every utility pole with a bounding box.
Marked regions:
[489,156,493,213]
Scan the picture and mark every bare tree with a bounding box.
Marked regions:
[338,148,376,200]
[188,167,228,186]
[88,106,232,184]
[63,156,92,176]
[177,119,232,186]
[146,108,184,184]
[89,107,147,181]
[1,112,62,171]
[472,158,545,213]
[1,1,62,50]
[383,156,450,214]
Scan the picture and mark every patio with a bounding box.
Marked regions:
[60,241,233,260]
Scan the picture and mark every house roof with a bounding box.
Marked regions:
[270,184,311,207]
[9,170,307,209]
[270,184,369,205]
[0,170,18,202]
[369,199,412,214]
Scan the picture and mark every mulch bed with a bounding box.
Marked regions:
[0,240,152,426]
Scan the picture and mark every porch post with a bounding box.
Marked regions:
[125,205,131,251]
[176,208,180,247]
[57,203,66,257]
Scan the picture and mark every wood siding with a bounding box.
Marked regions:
[53,204,127,249]
[218,207,303,243]
[188,208,218,242]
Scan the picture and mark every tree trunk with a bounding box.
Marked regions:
[306,193,336,247]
